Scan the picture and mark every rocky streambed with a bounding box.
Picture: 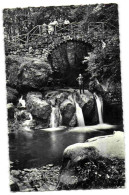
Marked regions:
[10,164,60,192]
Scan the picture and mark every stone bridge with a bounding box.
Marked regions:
[5,22,105,60]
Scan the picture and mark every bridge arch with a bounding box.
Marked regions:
[5,22,105,58]
[46,37,94,87]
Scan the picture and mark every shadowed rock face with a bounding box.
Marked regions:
[49,41,93,87]
[7,103,15,119]
[77,92,98,125]
[58,131,125,190]
[60,100,76,127]
[7,86,19,104]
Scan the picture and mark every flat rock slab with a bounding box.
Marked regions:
[64,131,125,161]
[68,123,120,132]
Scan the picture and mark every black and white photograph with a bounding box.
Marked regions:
[1,1,126,192]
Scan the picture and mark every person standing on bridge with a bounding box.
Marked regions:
[76,74,84,94]
[48,20,54,35]
[58,17,64,33]
[64,19,70,32]
[52,19,58,33]
[42,23,47,35]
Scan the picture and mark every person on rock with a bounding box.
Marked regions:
[52,19,58,33]
[76,74,84,94]
[58,17,64,33]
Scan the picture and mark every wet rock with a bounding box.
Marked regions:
[74,90,98,125]
[58,131,125,190]
[82,99,98,125]
[10,181,20,192]
[26,92,51,119]
[11,170,20,176]
[56,92,69,105]
[7,103,15,119]
[45,91,69,106]
[18,59,52,90]
[14,110,32,121]
[69,113,77,127]
[7,86,19,104]
[60,100,76,126]
[76,90,94,108]
[26,92,51,128]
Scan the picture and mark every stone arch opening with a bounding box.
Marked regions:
[47,40,93,88]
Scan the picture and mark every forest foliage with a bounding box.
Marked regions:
[3,4,121,93]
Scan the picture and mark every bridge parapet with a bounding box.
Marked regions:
[4,22,105,58]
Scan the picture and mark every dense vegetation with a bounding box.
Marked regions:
[3,4,121,103]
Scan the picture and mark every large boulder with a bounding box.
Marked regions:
[60,100,76,127]
[7,86,19,104]
[26,92,51,128]
[58,131,125,190]
[18,59,52,90]
[45,91,70,106]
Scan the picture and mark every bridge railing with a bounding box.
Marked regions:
[8,22,85,44]
[6,21,106,47]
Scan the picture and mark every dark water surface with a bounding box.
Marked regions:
[9,128,112,170]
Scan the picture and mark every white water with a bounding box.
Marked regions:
[19,96,26,107]
[21,113,33,131]
[75,101,85,127]
[94,93,103,124]
[50,105,62,128]
[50,106,56,128]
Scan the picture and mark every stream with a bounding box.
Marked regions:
[9,124,115,170]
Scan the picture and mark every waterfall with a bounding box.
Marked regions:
[50,105,62,128]
[75,101,85,127]
[50,106,57,128]
[28,113,33,121]
[94,93,103,124]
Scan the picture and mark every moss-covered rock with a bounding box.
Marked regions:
[18,59,52,90]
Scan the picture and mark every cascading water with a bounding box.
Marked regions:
[75,101,85,127]
[50,106,57,128]
[50,105,62,128]
[94,93,103,124]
